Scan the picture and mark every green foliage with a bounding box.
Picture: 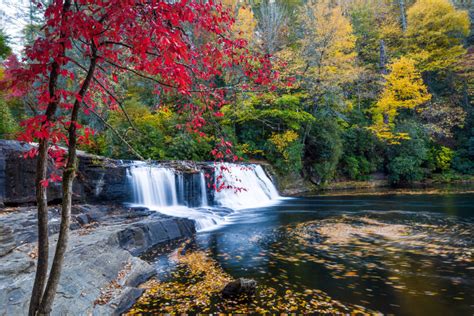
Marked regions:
[452,128,474,175]
[266,130,304,173]
[427,145,454,172]
[86,96,212,161]
[349,4,380,67]
[341,127,383,180]
[452,150,474,175]
[304,117,343,184]
[0,29,11,60]
[167,133,212,161]
[341,156,366,180]
[222,92,311,173]
[386,122,429,184]
[6,0,472,189]
[0,98,18,139]
[224,93,314,131]
[387,156,425,184]
[469,133,474,157]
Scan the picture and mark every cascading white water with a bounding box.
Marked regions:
[199,171,208,207]
[130,167,178,207]
[177,173,185,205]
[129,165,221,231]
[128,163,280,231]
[213,163,280,210]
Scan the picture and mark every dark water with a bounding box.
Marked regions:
[194,193,474,315]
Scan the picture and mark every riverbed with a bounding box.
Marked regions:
[131,191,474,315]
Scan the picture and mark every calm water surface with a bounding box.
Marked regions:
[194,193,474,315]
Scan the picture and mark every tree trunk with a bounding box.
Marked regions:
[36,164,74,316]
[399,0,407,32]
[28,49,65,316]
[28,140,51,316]
[37,45,97,316]
[28,2,72,315]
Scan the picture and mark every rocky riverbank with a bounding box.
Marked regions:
[0,140,217,207]
[0,204,195,315]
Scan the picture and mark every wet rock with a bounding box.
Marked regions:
[74,213,90,225]
[0,141,214,209]
[0,140,132,206]
[0,251,34,284]
[0,224,15,256]
[221,278,257,298]
[0,205,196,316]
[0,154,5,208]
[113,287,145,316]
[115,216,194,256]
[0,140,219,208]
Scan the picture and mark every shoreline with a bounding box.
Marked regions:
[278,175,474,197]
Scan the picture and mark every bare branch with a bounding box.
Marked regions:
[83,102,145,160]
[69,57,138,131]
[104,59,177,89]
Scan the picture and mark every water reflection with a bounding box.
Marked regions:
[196,193,474,315]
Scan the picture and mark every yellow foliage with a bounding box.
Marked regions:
[221,0,237,10]
[370,57,431,142]
[220,0,256,43]
[127,250,231,314]
[278,0,358,105]
[127,249,373,314]
[239,143,264,156]
[269,130,299,160]
[141,106,173,127]
[232,5,256,43]
[405,0,470,71]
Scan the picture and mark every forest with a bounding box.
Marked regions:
[1,0,473,188]
[0,1,473,315]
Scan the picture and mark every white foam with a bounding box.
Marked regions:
[128,163,281,231]
[213,163,280,210]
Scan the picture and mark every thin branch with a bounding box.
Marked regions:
[103,52,267,94]
[104,59,177,89]
[83,102,144,160]
[69,57,137,131]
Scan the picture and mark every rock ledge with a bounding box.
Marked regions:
[0,205,195,316]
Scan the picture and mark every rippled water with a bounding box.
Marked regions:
[194,193,474,315]
[134,191,474,315]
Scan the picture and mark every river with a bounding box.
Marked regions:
[126,164,473,314]
[195,193,474,315]
[131,191,473,315]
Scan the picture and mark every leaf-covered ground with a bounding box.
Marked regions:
[126,250,375,315]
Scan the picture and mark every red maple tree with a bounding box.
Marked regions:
[1,1,276,314]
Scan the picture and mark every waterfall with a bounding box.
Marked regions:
[130,167,178,207]
[213,163,280,210]
[177,173,185,205]
[128,163,280,231]
[199,171,208,207]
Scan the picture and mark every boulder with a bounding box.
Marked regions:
[0,205,196,316]
[0,140,215,208]
[221,278,257,298]
[0,140,132,206]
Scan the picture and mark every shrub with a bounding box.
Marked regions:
[386,121,429,185]
[428,145,454,172]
